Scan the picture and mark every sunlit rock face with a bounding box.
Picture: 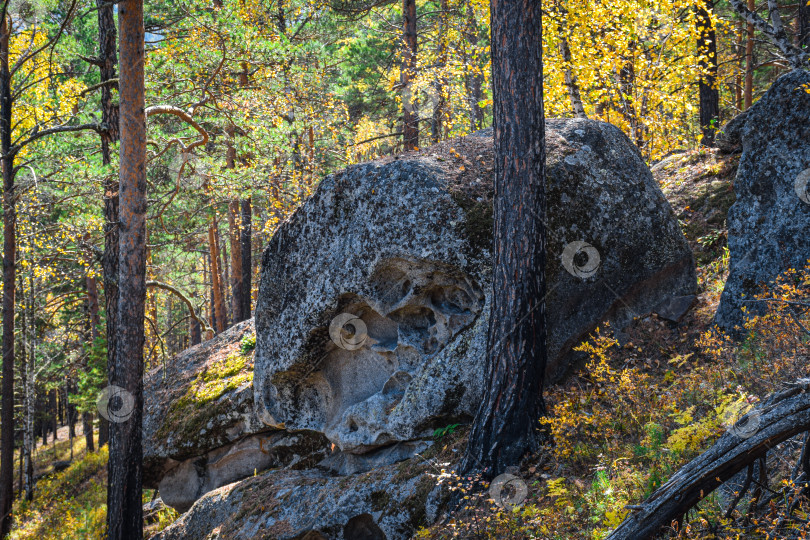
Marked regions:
[253,118,696,455]
[715,69,810,332]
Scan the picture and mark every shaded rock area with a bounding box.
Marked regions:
[158,430,329,513]
[715,69,810,331]
[151,440,452,540]
[253,117,696,455]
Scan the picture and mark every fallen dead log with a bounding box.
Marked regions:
[608,379,810,540]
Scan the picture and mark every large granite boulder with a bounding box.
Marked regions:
[253,118,696,456]
[715,69,810,331]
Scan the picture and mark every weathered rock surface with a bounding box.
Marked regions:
[144,320,262,488]
[254,117,696,456]
[144,320,331,513]
[151,450,445,540]
[715,69,810,331]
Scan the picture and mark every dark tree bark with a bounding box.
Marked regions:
[401,0,418,150]
[49,390,57,441]
[463,4,485,131]
[98,0,119,450]
[800,0,810,50]
[0,15,16,537]
[697,0,720,145]
[189,260,202,346]
[208,218,226,333]
[107,0,146,538]
[462,0,547,477]
[66,383,77,439]
[228,204,243,324]
[84,253,100,452]
[239,198,252,321]
[431,0,448,144]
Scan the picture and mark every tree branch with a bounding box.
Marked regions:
[145,280,213,335]
[727,0,808,67]
[609,379,810,539]
[80,78,119,97]
[145,104,209,153]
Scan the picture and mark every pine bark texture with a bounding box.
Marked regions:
[462,0,547,477]
[401,0,418,150]
[228,201,244,323]
[208,219,226,333]
[744,0,755,109]
[239,198,252,321]
[697,0,720,145]
[107,0,146,538]
[0,14,15,538]
[98,0,120,449]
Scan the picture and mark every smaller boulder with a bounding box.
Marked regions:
[716,69,810,331]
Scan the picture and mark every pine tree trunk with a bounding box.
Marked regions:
[401,0,418,150]
[464,4,485,131]
[98,0,119,450]
[67,382,77,439]
[189,260,202,345]
[107,0,146,537]
[0,14,15,538]
[228,201,244,323]
[462,0,547,477]
[221,236,230,325]
[49,390,57,441]
[744,0,755,109]
[697,0,720,145]
[240,199,252,320]
[23,276,34,500]
[431,0,448,143]
[800,0,809,50]
[209,217,227,334]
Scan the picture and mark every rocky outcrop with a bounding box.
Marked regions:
[143,320,331,511]
[715,69,810,331]
[144,319,258,483]
[253,118,696,457]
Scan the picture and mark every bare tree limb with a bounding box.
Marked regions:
[145,104,209,153]
[145,280,213,336]
[80,78,119,97]
[609,379,810,539]
[727,0,808,67]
